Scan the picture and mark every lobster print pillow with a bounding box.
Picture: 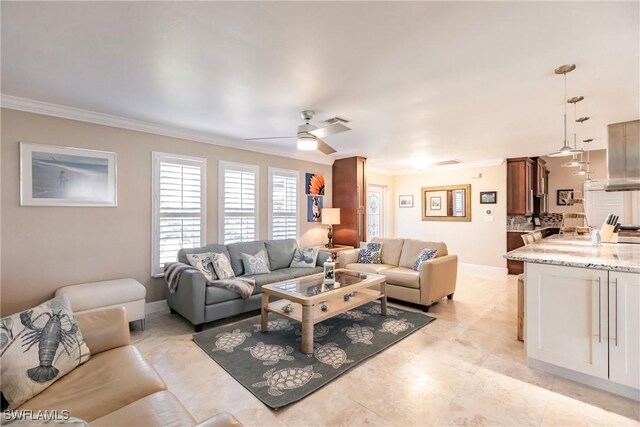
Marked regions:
[0,295,90,408]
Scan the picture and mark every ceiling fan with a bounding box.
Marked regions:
[245,110,351,155]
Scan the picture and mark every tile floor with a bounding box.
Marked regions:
[131,271,640,426]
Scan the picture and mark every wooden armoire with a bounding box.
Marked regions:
[332,156,367,247]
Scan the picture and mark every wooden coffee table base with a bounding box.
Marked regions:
[261,282,387,354]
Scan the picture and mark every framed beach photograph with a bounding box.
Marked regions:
[20,142,117,207]
[480,191,497,204]
[398,195,414,208]
[557,189,573,206]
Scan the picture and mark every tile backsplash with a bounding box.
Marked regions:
[507,213,563,229]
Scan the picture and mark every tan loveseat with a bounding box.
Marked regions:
[16,307,241,427]
[337,237,458,311]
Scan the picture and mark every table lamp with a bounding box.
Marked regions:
[321,208,341,248]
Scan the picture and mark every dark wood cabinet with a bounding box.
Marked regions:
[507,158,534,216]
[533,168,550,216]
[332,156,367,247]
[533,157,547,197]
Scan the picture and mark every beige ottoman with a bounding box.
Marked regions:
[55,278,147,329]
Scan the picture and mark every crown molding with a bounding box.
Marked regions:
[0,95,335,166]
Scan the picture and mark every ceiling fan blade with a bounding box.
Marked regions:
[316,138,337,155]
[309,122,351,138]
[244,136,295,141]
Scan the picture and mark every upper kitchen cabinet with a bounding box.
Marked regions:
[507,157,534,216]
[533,157,547,197]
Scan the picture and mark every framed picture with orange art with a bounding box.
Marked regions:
[305,173,325,195]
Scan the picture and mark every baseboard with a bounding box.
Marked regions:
[459,263,508,276]
[146,299,170,315]
[528,358,640,401]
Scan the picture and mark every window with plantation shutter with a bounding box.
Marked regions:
[269,168,299,240]
[151,153,206,276]
[219,161,259,244]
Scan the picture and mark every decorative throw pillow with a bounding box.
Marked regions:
[241,250,271,275]
[0,295,91,408]
[211,253,235,279]
[412,248,438,271]
[290,247,320,268]
[186,252,218,282]
[357,242,382,264]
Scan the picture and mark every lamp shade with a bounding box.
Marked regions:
[321,208,341,225]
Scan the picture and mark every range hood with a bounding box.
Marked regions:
[605,120,640,192]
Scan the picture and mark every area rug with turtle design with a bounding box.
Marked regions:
[192,301,435,409]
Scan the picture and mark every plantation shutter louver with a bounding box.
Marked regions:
[152,153,206,276]
[220,161,259,244]
[269,168,298,240]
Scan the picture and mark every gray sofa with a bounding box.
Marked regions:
[166,239,330,331]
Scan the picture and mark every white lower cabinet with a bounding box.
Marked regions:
[526,263,640,394]
[609,271,640,389]
[526,263,609,379]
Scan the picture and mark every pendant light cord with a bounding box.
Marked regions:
[563,73,568,147]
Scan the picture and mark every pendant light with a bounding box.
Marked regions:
[562,96,587,167]
[575,139,593,178]
[549,64,583,157]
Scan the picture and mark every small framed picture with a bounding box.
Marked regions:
[20,142,117,207]
[480,191,497,204]
[430,196,441,210]
[557,189,573,206]
[398,195,414,208]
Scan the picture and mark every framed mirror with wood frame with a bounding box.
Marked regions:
[421,184,471,222]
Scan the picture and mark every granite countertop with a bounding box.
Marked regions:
[506,225,561,233]
[504,234,640,273]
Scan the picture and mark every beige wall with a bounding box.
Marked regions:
[366,170,395,238]
[544,149,607,213]
[1,109,332,314]
[393,163,508,269]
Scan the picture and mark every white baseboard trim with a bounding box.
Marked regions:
[528,358,640,401]
[146,299,170,315]
[459,263,508,276]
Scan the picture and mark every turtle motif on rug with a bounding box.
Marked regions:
[379,318,415,335]
[244,342,295,366]
[212,329,252,353]
[252,366,322,396]
[313,342,354,369]
[341,323,375,345]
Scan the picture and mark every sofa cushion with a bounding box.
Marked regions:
[1,295,91,408]
[277,267,323,279]
[290,247,319,268]
[243,271,294,294]
[399,239,448,268]
[344,263,395,274]
[357,242,382,264]
[241,250,271,275]
[371,237,404,266]
[211,253,235,279]
[91,391,196,427]
[205,286,241,305]
[177,244,230,265]
[412,248,438,271]
[227,241,267,276]
[265,239,298,270]
[186,252,218,281]
[17,346,166,422]
[382,267,420,289]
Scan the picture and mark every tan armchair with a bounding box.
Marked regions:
[338,237,458,311]
[16,306,242,427]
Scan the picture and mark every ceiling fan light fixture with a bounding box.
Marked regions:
[297,134,317,151]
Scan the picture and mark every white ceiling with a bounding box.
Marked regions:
[2,1,638,174]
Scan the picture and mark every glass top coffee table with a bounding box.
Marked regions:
[260,269,387,354]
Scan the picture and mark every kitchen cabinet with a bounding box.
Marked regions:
[533,157,547,197]
[506,227,558,274]
[332,156,367,247]
[507,158,534,216]
[609,271,640,389]
[527,263,640,392]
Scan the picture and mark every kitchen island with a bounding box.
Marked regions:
[505,235,640,400]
